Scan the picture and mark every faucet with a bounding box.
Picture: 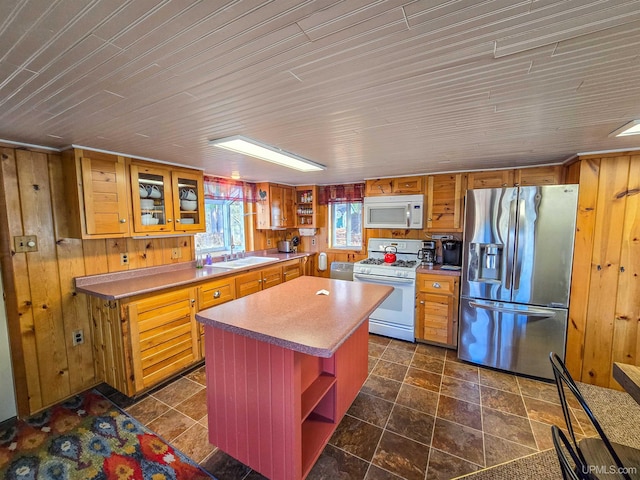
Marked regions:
[230,243,239,259]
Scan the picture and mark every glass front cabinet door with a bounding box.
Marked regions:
[131,164,173,234]
[131,164,204,234]
[172,170,205,232]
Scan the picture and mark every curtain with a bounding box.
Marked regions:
[318,183,365,205]
[203,175,257,202]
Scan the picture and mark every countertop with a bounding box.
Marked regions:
[416,264,462,277]
[74,251,313,300]
[196,276,393,358]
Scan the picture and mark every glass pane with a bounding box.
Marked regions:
[331,202,362,249]
[138,173,167,226]
[177,177,199,225]
[348,203,363,247]
[195,199,245,254]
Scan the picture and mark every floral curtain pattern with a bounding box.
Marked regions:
[318,183,365,205]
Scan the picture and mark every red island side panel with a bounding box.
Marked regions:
[203,321,369,480]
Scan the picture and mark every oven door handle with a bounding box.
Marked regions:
[353,273,414,284]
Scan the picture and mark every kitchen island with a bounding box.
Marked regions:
[196,276,392,480]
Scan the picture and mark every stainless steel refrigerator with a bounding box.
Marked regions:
[458,185,579,380]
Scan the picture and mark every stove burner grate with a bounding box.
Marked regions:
[359,258,417,268]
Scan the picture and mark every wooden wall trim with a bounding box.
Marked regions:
[566,159,600,380]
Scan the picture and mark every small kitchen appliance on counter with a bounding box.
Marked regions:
[277,235,299,253]
[442,240,462,266]
[418,240,436,266]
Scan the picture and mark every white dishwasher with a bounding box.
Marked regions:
[330,262,354,281]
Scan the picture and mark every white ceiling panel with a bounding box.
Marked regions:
[1,0,640,185]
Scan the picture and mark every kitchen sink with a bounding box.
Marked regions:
[213,256,279,269]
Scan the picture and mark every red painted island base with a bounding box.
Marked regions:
[203,321,369,480]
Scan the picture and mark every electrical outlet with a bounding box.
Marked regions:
[171,248,181,259]
[311,237,316,246]
[72,329,84,346]
[120,253,129,265]
[267,238,272,247]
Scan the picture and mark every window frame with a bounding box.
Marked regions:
[329,200,363,250]
[195,198,245,255]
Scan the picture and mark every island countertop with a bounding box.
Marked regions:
[196,276,393,358]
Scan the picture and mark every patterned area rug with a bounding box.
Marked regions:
[0,390,215,480]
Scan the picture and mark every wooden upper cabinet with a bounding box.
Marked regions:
[130,161,205,235]
[515,165,565,186]
[61,148,130,239]
[365,178,393,196]
[255,182,295,229]
[467,166,565,189]
[426,174,464,232]
[392,176,424,194]
[365,176,424,196]
[171,169,206,232]
[295,186,317,228]
[466,170,515,189]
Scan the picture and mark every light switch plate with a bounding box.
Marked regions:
[14,235,38,253]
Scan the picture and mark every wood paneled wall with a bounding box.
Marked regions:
[566,152,640,389]
[0,147,193,416]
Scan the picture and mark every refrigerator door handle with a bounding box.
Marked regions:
[468,301,554,317]
[505,199,517,289]
[514,199,526,290]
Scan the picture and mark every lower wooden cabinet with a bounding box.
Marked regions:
[197,277,236,357]
[415,274,459,348]
[126,288,199,392]
[89,256,311,397]
[282,258,303,282]
[90,287,200,397]
[235,265,283,297]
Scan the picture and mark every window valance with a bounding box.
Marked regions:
[203,175,256,202]
[318,183,365,205]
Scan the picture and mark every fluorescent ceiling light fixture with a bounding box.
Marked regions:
[609,120,640,137]
[209,135,325,172]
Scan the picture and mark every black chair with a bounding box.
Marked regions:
[552,425,591,480]
[549,352,640,480]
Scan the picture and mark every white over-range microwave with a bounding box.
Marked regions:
[363,194,424,229]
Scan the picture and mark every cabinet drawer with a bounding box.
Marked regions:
[198,278,236,309]
[262,266,283,289]
[417,275,457,294]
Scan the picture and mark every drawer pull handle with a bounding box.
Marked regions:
[432,282,441,288]
[213,290,221,299]
[420,301,425,305]
[120,218,126,223]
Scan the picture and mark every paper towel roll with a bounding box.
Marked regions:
[318,252,327,271]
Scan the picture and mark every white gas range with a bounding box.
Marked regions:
[353,238,423,341]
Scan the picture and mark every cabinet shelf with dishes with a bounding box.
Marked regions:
[131,162,205,234]
[295,185,317,228]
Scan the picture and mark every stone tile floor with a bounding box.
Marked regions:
[99,334,590,480]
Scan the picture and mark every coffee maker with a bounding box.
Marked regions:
[442,240,462,266]
[418,240,436,266]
